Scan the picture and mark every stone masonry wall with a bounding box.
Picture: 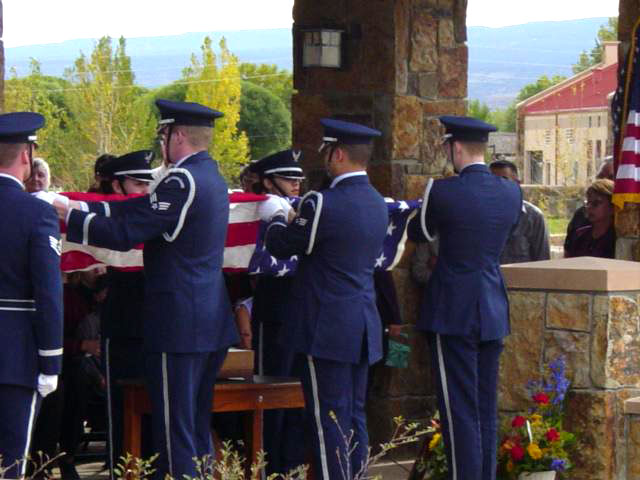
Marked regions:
[292,0,468,453]
[502,289,640,479]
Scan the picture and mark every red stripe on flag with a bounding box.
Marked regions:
[226,221,261,247]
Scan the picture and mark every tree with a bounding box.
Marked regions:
[239,63,294,111]
[573,17,618,73]
[183,37,249,180]
[468,99,492,123]
[516,75,567,102]
[63,36,156,189]
[4,60,80,188]
[238,81,291,160]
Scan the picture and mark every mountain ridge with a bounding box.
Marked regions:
[5,17,612,108]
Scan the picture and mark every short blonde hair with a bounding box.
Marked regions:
[182,126,213,150]
[587,178,614,199]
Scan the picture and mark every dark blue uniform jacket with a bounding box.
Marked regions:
[66,152,238,353]
[0,175,63,388]
[265,174,388,365]
[408,164,522,340]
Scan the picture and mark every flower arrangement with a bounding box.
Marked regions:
[409,413,448,480]
[497,356,576,479]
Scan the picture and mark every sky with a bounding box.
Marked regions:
[3,0,620,48]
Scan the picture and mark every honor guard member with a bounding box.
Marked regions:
[0,112,63,479]
[95,151,155,478]
[261,119,388,480]
[249,149,306,475]
[408,116,522,480]
[56,100,239,480]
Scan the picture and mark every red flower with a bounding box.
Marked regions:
[511,415,526,428]
[532,392,550,404]
[546,428,560,442]
[510,444,525,461]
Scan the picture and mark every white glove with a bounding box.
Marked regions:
[32,191,70,207]
[37,374,59,398]
[258,195,289,222]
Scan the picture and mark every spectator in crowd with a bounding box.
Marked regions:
[25,157,51,193]
[87,154,117,193]
[565,179,616,259]
[239,163,260,193]
[565,156,614,254]
[489,160,550,263]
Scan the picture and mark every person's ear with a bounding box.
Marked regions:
[111,179,123,195]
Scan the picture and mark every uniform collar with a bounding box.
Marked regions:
[459,162,488,174]
[330,171,367,188]
[0,173,25,189]
[171,151,201,169]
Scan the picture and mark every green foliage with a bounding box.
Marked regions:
[239,63,293,111]
[4,60,75,187]
[62,36,156,189]
[468,99,492,123]
[467,100,516,133]
[238,81,291,160]
[183,37,250,181]
[516,75,567,103]
[572,17,618,74]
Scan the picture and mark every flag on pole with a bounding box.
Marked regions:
[612,17,640,210]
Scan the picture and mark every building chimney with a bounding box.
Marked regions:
[602,41,619,66]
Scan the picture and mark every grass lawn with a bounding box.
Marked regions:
[547,217,569,235]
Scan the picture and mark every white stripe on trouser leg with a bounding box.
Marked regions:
[162,353,173,477]
[307,355,330,480]
[436,334,457,480]
[105,339,115,480]
[21,391,38,476]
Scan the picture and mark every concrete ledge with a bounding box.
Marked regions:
[502,257,640,292]
[625,396,640,415]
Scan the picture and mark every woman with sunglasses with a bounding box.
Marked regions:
[565,179,616,258]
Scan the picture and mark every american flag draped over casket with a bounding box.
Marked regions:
[58,192,420,275]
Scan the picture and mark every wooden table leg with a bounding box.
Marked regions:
[252,408,263,467]
[123,387,142,457]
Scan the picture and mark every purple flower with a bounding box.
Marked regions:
[551,458,566,471]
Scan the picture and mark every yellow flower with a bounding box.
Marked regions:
[530,414,543,426]
[527,443,543,460]
[429,433,441,450]
[507,460,514,472]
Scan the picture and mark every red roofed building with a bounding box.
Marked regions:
[517,41,619,185]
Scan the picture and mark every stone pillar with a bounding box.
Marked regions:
[292,0,468,451]
[501,257,640,479]
[616,0,640,261]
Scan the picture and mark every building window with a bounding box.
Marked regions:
[589,116,592,128]
[597,116,602,127]
[544,129,552,146]
[565,129,575,144]
[587,140,593,159]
